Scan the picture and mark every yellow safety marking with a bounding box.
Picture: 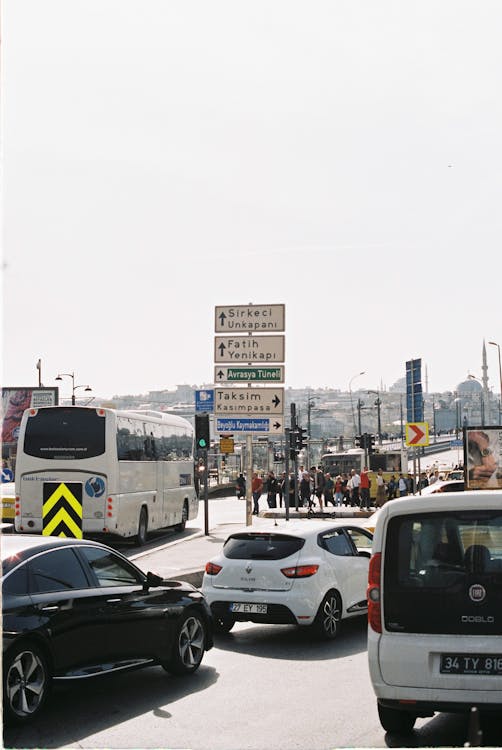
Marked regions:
[43,507,83,538]
[43,483,83,517]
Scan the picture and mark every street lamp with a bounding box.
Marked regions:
[357,398,364,436]
[55,372,92,406]
[306,397,318,467]
[467,375,485,424]
[488,341,502,405]
[454,397,462,438]
[367,390,382,444]
[349,371,365,434]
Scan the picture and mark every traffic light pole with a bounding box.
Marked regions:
[202,449,209,535]
[246,434,253,526]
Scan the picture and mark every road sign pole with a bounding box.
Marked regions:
[246,434,253,526]
[203,449,209,535]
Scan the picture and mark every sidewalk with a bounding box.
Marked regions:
[131,503,377,589]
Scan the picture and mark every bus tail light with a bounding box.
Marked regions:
[107,497,113,517]
[367,552,382,633]
[15,497,20,516]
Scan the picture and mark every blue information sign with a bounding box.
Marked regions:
[216,417,281,433]
[195,389,214,413]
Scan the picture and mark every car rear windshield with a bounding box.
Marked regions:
[23,408,106,460]
[223,533,305,560]
[384,510,502,634]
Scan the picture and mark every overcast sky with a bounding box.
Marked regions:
[2,1,501,401]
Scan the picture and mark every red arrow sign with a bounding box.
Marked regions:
[408,424,425,444]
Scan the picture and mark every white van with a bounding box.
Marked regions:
[367,492,502,734]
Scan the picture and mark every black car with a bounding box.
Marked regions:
[2,535,213,725]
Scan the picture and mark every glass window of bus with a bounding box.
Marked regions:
[24,407,105,460]
[117,417,146,461]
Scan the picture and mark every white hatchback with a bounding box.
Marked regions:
[368,491,502,734]
[202,520,373,639]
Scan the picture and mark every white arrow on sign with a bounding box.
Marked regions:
[214,387,284,415]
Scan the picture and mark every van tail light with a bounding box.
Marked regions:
[281,564,319,578]
[367,552,382,633]
[205,562,222,575]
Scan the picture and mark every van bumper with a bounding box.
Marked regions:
[378,697,502,717]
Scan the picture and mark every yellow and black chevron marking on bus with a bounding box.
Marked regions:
[42,483,83,538]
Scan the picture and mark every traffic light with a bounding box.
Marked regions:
[195,414,210,450]
[355,435,362,448]
[296,427,308,450]
[368,434,376,454]
[289,430,299,460]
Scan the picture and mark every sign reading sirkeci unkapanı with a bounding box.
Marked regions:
[464,427,502,490]
[215,304,285,332]
[214,335,285,363]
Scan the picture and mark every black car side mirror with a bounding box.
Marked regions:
[145,571,163,588]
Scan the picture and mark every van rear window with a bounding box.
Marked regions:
[223,533,304,560]
[384,511,502,635]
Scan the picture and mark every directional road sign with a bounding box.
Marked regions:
[214,387,284,415]
[215,304,285,333]
[216,417,284,434]
[214,365,285,383]
[405,422,429,447]
[215,335,285,363]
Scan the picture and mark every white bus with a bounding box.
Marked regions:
[14,406,198,544]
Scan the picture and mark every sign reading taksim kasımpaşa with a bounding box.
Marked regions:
[214,365,285,383]
[214,387,284,415]
[214,335,285,363]
[215,304,285,332]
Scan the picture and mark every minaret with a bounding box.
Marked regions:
[482,340,489,392]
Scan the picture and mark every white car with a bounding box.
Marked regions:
[202,520,373,639]
[368,491,502,734]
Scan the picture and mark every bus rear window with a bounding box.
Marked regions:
[23,408,105,460]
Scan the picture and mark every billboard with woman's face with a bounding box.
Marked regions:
[1,387,59,445]
[465,427,502,490]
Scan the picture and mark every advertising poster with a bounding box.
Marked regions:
[1,387,59,445]
[464,427,502,490]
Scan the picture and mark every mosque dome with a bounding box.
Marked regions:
[457,377,482,395]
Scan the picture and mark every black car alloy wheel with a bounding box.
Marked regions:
[165,612,206,675]
[4,641,50,724]
[312,591,342,639]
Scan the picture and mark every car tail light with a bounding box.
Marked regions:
[205,562,222,575]
[367,552,382,633]
[281,564,319,578]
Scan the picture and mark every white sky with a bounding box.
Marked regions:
[2,1,502,400]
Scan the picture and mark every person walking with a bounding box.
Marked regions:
[350,469,361,508]
[324,472,335,507]
[375,468,386,508]
[300,472,311,508]
[398,473,408,497]
[314,466,325,510]
[265,471,278,508]
[334,475,344,506]
[278,472,286,508]
[251,472,263,515]
[360,466,371,510]
[236,473,246,500]
[387,474,397,500]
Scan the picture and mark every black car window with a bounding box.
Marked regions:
[223,533,305,560]
[2,565,29,596]
[30,548,89,593]
[79,546,143,587]
[320,529,354,556]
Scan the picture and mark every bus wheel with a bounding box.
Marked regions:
[175,501,188,532]
[136,507,148,546]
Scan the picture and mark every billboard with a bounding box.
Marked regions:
[464,427,502,490]
[2,387,59,445]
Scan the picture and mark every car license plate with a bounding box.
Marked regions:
[440,653,502,675]
[230,603,268,614]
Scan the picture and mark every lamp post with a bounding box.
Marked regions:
[467,375,485,424]
[357,398,364,436]
[454,397,462,438]
[488,341,502,420]
[349,371,365,435]
[55,372,92,405]
[367,390,382,444]
[306,396,318,468]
